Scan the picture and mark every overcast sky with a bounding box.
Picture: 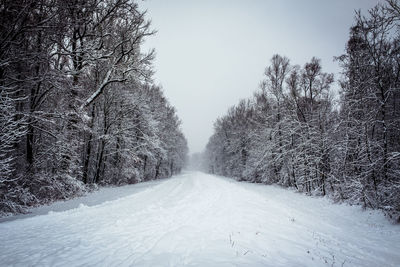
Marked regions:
[140,0,381,154]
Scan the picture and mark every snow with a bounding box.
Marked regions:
[0,179,165,223]
[0,171,399,267]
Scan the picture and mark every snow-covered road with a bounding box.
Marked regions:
[0,171,399,267]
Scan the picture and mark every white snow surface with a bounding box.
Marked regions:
[0,171,399,267]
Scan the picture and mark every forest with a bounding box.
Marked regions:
[1,1,399,265]
[0,0,188,216]
[203,1,400,222]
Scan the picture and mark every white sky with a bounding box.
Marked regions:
[140,0,381,154]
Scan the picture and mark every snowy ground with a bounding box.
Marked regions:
[0,172,399,267]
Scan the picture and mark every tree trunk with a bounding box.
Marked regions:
[82,105,95,184]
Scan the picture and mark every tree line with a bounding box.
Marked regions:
[0,0,188,216]
[204,0,400,222]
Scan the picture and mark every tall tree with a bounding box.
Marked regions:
[337,2,400,219]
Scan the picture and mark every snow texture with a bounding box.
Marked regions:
[0,171,399,267]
